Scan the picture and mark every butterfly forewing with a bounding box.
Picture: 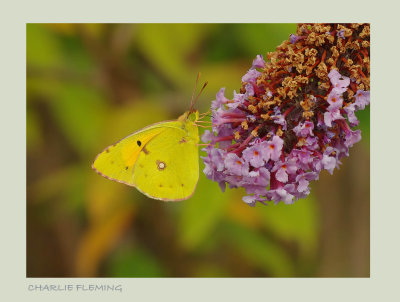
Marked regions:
[92,127,165,186]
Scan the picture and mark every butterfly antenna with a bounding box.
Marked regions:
[191,81,208,112]
[189,72,201,112]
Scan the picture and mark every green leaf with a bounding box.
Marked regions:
[259,193,318,256]
[355,106,370,148]
[223,220,295,276]
[48,83,107,156]
[107,245,166,277]
[193,263,229,277]
[177,161,232,252]
[26,107,43,153]
[27,24,63,69]
[134,24,212,91]
[236,24,297,56]
[57,33,95,73]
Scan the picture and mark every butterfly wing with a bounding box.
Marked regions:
[132,125,199,201]
[92,123,169,186]
[92,119,199,201]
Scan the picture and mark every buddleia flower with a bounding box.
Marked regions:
[202,23,370,206]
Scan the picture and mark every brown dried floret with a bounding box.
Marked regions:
[287,90,298,99]
[351,23,362,29]
[305,56,317,67]
[261,113,270,120]
[326,34,335,44]
[234,131,241,140]
[319,81,330,90]
[248,105,258,114]
[305,48,318,57]
[347,90,355,100]
[315,34,326,46]
[277,87,287,98]
[330,46,340,58]
[359,26,370,38]
[306,32,317,45]
[244,23,369,133]
[276,128,283,137]
[326,57,335,66]
[362,41,370,48]
[303,111,314,118]
[316,62,328,80]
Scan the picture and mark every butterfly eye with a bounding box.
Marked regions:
[137,140,142,146]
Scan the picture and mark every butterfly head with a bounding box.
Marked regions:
[178,110,199,123]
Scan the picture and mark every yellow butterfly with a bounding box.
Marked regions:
[92,76,209,201]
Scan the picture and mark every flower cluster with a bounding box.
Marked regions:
[202,23,370,206]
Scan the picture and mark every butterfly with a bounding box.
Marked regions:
[92,75,209,201]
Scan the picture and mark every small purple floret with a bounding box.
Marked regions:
[337,30,345,39]
[293,121,314,137]
[242,69,261,84]
[242,144,265,168]
[328,69,350,93]
[211,87,229,110]
[262,136,284,162]
[224,153,249,176]
[354,90,370,110]
[252,55,265,69]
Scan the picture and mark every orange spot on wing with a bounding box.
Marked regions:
[121,130,162,167]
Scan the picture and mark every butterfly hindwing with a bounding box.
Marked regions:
[132,126,199,201]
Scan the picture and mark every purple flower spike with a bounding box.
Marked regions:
[202,24,370,206]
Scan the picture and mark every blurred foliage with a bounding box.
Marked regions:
[27,23,369,278]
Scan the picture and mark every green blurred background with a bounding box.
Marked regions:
[27,23,370,278]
